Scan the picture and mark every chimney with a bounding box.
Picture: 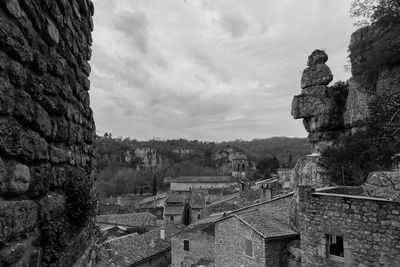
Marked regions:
[160,227,165,240]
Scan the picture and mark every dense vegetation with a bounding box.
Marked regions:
[321,89,400,185]
[94,136,311,198]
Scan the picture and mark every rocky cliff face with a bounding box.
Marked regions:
[290,20,400,227]
[292,21,400,152]
[0,1,96,266]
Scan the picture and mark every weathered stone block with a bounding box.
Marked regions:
[0,200,37,243]
[8,60,27,87]
[362,172,400,201]
[14,90,34,124]
[0,78,15,115]
[303,113,343,133]
[307,50,328,66]
[301,64,333,89]
[0,117,48,161]
[33,103,52,137]
[0,242,25,264]
[0,163,31,196]
[291,93,337,119]
[44,18,59,46]
[32,51,47,75]
[49,144,69,164]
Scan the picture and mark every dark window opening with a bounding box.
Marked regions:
[149,258,152,264]
[327,234,344,259]
[244,238,252,257]
[242,163,245,171]
[197,213,201,219]
[170,216,174,221]
[183,240,190,251]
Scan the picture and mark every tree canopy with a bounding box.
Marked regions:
[351,0,400,27]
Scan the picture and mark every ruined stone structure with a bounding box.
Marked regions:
[0,1,96,266]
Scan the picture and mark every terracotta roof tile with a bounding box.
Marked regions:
[193,257,215,267]
[96,213,156,228]
[236,211,298,239]
[172,176,237,183]
[99,224,184,266]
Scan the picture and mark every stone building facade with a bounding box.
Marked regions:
[170,176,239,191]
[0,0,96,266]
[171,224,215,267]
[215,213,298,267]
[298,185,400,266]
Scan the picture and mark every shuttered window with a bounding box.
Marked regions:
[244,238,252,257]
[183,240,190,251]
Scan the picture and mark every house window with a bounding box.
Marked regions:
[197,213,201,219]
[183,240,190,251]
[244,238,253,257]
[327,234,344,260]
[149,258,152,264]
[170,216,174,221]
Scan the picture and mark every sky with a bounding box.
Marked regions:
[90,0,356,141]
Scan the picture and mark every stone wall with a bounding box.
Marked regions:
[0,0,96,266]
[170,182,238,191]
[215,216,294,267]
[232,193,293,224]
[171,229,214,267]
[298,185,400,266]
[215,216,267,267]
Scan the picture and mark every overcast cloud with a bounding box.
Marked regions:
[90,0,355,141]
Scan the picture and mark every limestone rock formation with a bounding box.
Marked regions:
[301,50,333,89]
[362,171,400,201]
[291,50,346,150]
[345,21,400,131]
[0,1,96,266]
[289,20,400,231]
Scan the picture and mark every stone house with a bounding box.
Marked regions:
[164,191,191,225]
[298,185,400,266]
[134,194,167,219]
[255,178,281,201]
[215,211,298,267]
[171,221,215,267]
[277,168,294,192]
[231,154,248,180]
[97,224,185,267]
[189,189,208,223]
[170,176,239,191]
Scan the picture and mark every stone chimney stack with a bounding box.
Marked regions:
[160,227,166,240]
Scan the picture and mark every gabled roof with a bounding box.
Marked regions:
[164,205,184,215]
[96,213,156,228]
[172,176,237,183]
[190,192,207,209]
[193,257,215,267]
[166,193,187,204]
[98,224,184,266]
[232,211,298,240]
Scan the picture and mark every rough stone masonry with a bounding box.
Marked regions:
[0,0,96,266]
